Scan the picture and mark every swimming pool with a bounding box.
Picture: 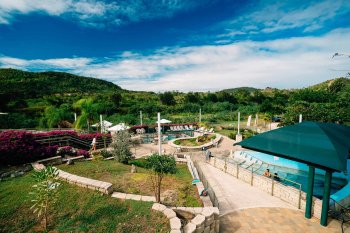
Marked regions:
[244,151,348,199]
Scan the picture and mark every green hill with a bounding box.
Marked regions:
[221,87,259,93]
[0,68,122,99]
[309,77,350,91]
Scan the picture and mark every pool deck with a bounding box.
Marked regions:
[197,161,347,233]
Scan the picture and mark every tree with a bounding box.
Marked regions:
[73,98,100,130]
[29,166,61,231]
[42,104,73,128]
[185,92,200,103]
[110,130,133,164]
[146,154,176,203]
[159,92,176,105]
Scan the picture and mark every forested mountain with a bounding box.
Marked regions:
[0,68,349,129]
[0,68,122,99]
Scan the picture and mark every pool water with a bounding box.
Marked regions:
[246,151,348,199]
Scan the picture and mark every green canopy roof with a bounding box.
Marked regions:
[234,121,350,173]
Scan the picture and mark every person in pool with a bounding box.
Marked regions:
[273,172,280,181]
[264,169,271,177]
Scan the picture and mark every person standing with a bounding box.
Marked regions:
[91,137,97,151]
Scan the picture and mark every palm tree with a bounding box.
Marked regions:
[73,98,100,131]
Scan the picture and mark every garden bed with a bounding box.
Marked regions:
[0,172,169,233]
[173,134,216,147]
[57,159,202,207]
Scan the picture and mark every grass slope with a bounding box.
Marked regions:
[58,160,202,207]
[0,172,169,233]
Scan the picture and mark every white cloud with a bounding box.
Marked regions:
[0,56,92,70]
[1,29,350,91]
[79,29,350,91]
[0,0,207,27]
[219,0,350,38]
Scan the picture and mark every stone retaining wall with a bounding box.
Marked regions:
[58,170,113,194]
[208,157,322,219]
[173,207,219,233]
[152,203,182,233]
[152,204,220,233]
[31,160,113,195]
[186,155,213,207]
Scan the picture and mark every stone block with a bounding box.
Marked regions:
[207,207,219,216]
[205,217,214,227]
[112,192,127,199]
[126,194,141,201]
[170,217,181,230]
[203,226,210,233]
[185,207,195,213]
[152,203,166,212]
[193,208,204,214]
[184,222,196,233]
[201,208,213,219]
[215,220,219,232]
[163,208,176,219]
[191,214,205,227]
[196,224,205,233]
[141,196,156,202]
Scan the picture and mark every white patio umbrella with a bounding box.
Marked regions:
[156,119,172,124]
[92,120,113,128]
[108,123,130,132]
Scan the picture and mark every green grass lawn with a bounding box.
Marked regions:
[0,172,169,233]
[57,160,202,207]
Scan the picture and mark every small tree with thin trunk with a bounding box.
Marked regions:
[29,166,60,231]
[146,154,176,203]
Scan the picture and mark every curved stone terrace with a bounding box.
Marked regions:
[168,133,223,152]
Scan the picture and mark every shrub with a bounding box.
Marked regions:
[56,146,76,157]
[110,131,133,164]
[0,130,58,165]
[77,149,90,158]
[129,158,148,168]
[100,149,112,158]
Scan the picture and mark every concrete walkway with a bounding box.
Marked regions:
[197,161,297,215]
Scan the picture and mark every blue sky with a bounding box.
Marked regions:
[0,0,350,91]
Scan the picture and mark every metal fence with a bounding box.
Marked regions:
[212,155,303,209]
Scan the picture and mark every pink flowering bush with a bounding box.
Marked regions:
[77,149,90,158]
[0,131,58,165]
[0,130,108,164]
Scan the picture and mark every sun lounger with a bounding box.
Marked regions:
[185,125,190,130]
[208,128,214,133]
[189,125,193,130]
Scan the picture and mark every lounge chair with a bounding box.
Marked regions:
[185,125,190,130]
[208,128,214,133]
[189,125,193,130]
